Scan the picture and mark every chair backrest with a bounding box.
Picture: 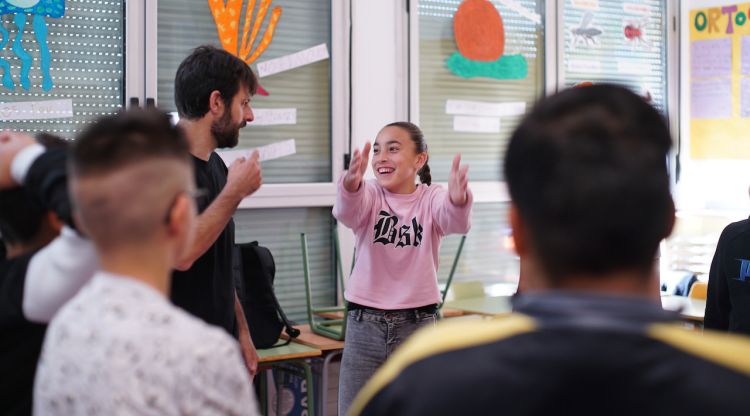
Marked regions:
[440,235,467,306]
[688,281,708,300]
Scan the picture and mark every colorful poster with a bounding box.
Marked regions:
[691,38,732,78]
[689,3,750,159]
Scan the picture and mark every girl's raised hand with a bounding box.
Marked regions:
[448,153,470,206]
[343,142,371,192]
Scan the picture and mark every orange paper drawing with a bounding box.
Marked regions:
[454,0,505,61]
[208,0,282,95]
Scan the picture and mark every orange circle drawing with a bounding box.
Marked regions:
[454,0,505,62]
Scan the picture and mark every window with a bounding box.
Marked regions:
[154,0,340,318]
[438,202,518,288]
[0,0,124,138]
[414,0,546,286]
[561,0,668,111]
[415,0,545,181]
[156,0,332,183]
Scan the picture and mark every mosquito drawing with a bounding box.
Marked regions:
[571,12,602,48]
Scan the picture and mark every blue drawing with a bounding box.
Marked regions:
[0,0,65,92]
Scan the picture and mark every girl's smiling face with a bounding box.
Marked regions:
[371,126,427,194]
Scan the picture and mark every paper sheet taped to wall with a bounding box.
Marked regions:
[446,100,526,117]
[256,44,329,78]
[453,116,501,133]
[250,108,297,126]
[218,139,297,165]
[0,99,73,120]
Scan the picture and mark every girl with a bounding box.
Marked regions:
[334,121,472,414]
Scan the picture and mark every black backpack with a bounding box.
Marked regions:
[235,241,300,349]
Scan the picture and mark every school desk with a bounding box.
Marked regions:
[282,324,344,415]
[257,341,322,416]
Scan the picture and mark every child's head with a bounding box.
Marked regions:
[70,109,196,263]
[372,121,430,194]
[504,84,673,286]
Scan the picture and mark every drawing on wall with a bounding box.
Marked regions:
[446,0,528,80]
[571,12,602,48]
[0,0,66,92]
[624,18,651,49]
[208,0,282,96]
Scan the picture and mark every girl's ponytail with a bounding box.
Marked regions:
[418,163,431,186]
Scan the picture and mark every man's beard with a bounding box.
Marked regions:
[211,110,245,149]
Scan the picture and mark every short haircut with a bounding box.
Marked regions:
[504,85,673,279]
[71,109,190,177]
[174,45,258,119]
[70,109,192,248]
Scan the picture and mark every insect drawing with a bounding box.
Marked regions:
[571,12,602,48]
[624,19,651,49]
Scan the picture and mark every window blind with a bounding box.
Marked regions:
[418,0,545,182]
[562,0,668,111]
[234,207,335,322]
[0,0,124,138]
[437,202,518,286]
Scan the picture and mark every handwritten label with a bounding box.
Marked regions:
[571,0,599,10]
[691,78,731,119]
[250,108,297,126]
[617,60,652,74]
[691,38,732,78]
[0,99,73,120]
[453,116,501,133]
[217,139,297,165]
[257,44,329,78]
[567,59,602,73]
[446,100,526,117]
[623,3,651,15]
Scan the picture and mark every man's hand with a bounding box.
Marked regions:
[343,142,371,193]
[225,150,262,202]
[0,131,37,190]
[239,334,259,378]
[448,153,470,206]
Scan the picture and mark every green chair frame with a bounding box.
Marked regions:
[300,231,348,340]
[439,235,468,309]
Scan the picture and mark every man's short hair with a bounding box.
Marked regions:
[71,109,190,177]
[174,45,258,119]
[504,84,673,279]
[70,109,192,248]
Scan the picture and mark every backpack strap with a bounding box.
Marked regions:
[272,293,300,338]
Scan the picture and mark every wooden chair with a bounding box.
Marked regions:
[688,281,708,300]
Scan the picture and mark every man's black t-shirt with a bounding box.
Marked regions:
[171,153,237,336]
[0,247,47,415]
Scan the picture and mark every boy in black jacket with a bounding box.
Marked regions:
[705,216,750,334]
